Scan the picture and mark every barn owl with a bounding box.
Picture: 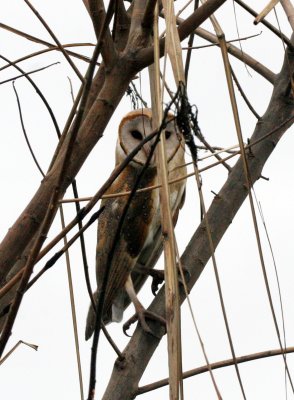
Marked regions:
[85,109,186,339]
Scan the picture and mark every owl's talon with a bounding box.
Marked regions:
[149,269,165,295]
[142,267,191,296]
[123,310,166,338]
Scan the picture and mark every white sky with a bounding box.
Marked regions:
[0,1,294,399]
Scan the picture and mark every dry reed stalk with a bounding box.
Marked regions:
[203,3,294,394]
[254,0,280,24]
[149,3,183,399]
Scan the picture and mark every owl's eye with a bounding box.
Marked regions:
[130,130,143,140]
[165,130,172,140]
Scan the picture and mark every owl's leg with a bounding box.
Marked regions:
[123,275,166,338]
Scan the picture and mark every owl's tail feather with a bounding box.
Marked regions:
[85,295,97,340]
[85,290,123,340]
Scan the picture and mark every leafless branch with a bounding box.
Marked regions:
[0,22,95,64]
[0,54,61,136]
[12,82,45,177]
[83,0,117,67]
[231,67,261,119]
[0,43,95,73]
[0,61,59,85]
[23,0,84,81]
[188,25,276,83]
[182,31,262,49]
[234,0,293,48]
[137,346,294,395]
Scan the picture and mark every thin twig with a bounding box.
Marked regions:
[0,340,38,366]
[12,82,45,177]
[230,67,261,119]
[27,209,104,291]
[129,82,148,108]
[67,77,75,103]
[173,14,276,83]
[101,324,124,360]
[196,133,232,172]
[0,54,61,137]
[182,31,262,49]
[23,0,84,82]
[0,43,95,73]
[0,22,95,64]
[232,0,252,77]
[0,62,59,85]
[234,0,293,48]
[194,25,275,83]
[137,346,294,395]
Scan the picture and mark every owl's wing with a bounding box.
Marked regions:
[85,191,134,338]
[85,165,157,339]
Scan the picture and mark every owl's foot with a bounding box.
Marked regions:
[148,269,165,296]
[123,309,166,338]
[124,276,166,338]
[138,267,191,296]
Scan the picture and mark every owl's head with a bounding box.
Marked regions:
[116,108,184,166]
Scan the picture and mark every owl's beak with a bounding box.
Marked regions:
[142,141,155,165]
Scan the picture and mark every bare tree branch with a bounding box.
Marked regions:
[23,0,84,81]
[234,0,293,48]
[136,0,227,68]
[83,0,117,67]
[183,23,276,83]
[0,23,94,64]
[0,44,95,73]
[137,345,294,395]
